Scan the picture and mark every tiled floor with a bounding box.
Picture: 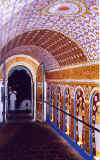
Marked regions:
[0,121,85,160]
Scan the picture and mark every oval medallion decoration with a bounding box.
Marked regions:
[41,0,88,17]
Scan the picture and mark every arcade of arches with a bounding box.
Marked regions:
[0,0,100,160]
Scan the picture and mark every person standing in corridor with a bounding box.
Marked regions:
[9,86,17,111]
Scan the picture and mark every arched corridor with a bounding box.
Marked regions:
[0,0,100,160]
[8,66,32,110]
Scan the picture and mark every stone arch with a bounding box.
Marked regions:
[0,54,38,122]
[90,88,100,158]
[74,87,85,147]
[56,86,61,128]
[64,87,70,135]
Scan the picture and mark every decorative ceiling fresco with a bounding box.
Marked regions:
[0,0,99,70]
[0,30,87,70]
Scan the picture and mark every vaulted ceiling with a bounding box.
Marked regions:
[0,0,99,71]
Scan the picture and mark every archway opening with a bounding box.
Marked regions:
[8,65,32,114]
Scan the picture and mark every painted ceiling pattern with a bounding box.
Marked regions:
[0,0,99,70]
[0,29,88,71]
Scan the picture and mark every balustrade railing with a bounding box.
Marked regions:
[45,100,100,159]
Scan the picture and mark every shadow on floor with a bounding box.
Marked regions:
[0,121,85,160]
